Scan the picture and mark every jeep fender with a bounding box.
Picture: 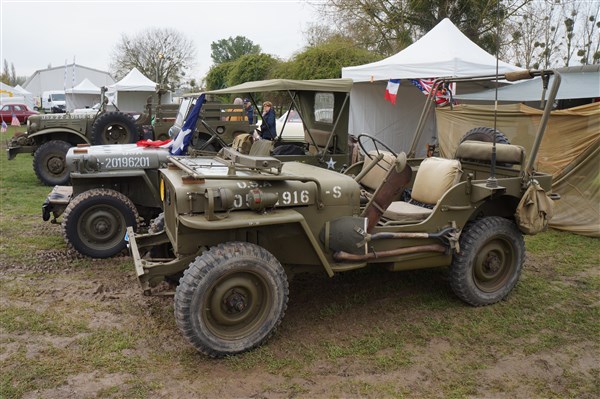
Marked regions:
[178,209,335,277]
[28,128,90,145]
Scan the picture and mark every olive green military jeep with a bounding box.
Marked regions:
[127,70,561,357]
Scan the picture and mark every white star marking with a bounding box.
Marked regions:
[326,157,336,169]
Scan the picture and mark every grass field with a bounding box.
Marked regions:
[0,125,598,398]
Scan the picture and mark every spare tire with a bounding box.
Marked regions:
[459,127,510,144]
[91,112,139,145]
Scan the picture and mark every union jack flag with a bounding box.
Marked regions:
[410,79,456,106]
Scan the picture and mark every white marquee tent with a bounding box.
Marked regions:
[65,78,101,111]
[13,85,34,109]
[108,68,159,113]
[341,18,522,155]
[0,82,26,107]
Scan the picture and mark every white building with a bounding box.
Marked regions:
[23,64,115,102]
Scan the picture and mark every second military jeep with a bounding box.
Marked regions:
[127,70,561,357]
[41,80,359,259]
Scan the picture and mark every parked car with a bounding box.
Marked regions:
[0,103,38,123]
[276,110,305,140]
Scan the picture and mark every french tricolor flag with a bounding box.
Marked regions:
[384,79,400,104]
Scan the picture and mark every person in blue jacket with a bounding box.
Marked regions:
[243,98,254,124]
[258,101,277,140]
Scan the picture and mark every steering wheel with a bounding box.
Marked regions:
[357,134,398,160]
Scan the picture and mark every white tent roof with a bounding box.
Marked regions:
[13,84,31,95]
[65,78,101,94]
[342,18,522,82]
[109,67,156,92]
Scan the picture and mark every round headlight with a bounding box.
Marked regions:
[216,126,225,134]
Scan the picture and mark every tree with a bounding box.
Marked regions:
[226,54,278,86]
[210,36,261,65]
[110,28,196,89]
[205,62,236,90]
[318,0,531,56]
[273,37,381,80]
[1,59,25,86]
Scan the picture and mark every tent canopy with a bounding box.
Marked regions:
[206,78,354,95]
[456,65,600,101]
[109,68,156,92]
[66,78,101,94]
[342,18,522,82]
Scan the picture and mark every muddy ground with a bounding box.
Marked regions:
[0,221,598,399]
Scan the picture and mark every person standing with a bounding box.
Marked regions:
[243,98,254,124]
[258,101,277,140]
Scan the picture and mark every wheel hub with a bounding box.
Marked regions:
[47,157,64,174]
[224,290,247,313]
[484,253,502,275]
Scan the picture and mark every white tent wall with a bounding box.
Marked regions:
[349,82,435,156]
[13,85,34,109]
[66,93,100,111]
[65,78,102,111]
[114,92,159,113]
[342,18,521,154]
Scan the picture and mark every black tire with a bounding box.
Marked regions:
[91,112,139,145]
[33,140,72,186]
[450,217,525,306]
[62,188,139,258]
[459,127,510,145]
[174,242,289,357]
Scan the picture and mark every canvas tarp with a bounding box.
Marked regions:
[435,102,600,237]
[65,78,101,111]
[341,18,522,155]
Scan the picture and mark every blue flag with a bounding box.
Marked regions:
[170,93,206,155]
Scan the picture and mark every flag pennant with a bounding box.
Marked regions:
[410,79,456,106]
[1,120,7,132]
[11,114,20,126]
[169,93,206,155]
[384,79,401,104]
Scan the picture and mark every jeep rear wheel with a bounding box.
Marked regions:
[175,242,288,357]
[450,217,525,306]
[91,112,139,145]
[62,188,139,258]
[33,140,72,186]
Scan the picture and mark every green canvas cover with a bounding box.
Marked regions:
[436,102,600,237]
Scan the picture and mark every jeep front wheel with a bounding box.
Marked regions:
[33,140,72,186]
[91,112,138,145]
[62,188,139,258]
[175,242,289,357]
[450,217,525,306]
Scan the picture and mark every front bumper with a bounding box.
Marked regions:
[42,185,73,222]
[7,145,36,160]
[126,226,195,295]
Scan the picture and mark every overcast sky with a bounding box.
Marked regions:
[0,0,322,82]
